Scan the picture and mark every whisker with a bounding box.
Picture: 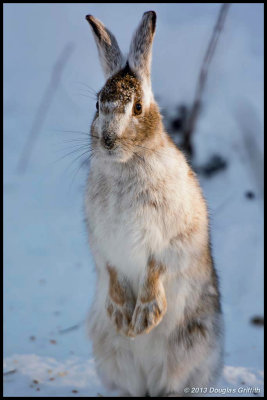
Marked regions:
[53,145,92,164]
[65,149,94,174]
[74,81,97,95]
[120,141,147,165]
[76,88,98,98]
[52,129,100,144]
[130,142,162,158]
[120,138,163,159]
[55,144,92,155]
[53,129,90,136]
[61,138,91,144]
[69,151,96,188]
[76,93,97,100]
[51,125,98,190]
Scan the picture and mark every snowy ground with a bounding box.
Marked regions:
[4,3,263,397]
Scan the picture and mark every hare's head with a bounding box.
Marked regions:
[86,11,163,162]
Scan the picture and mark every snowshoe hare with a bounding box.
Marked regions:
[84,11,223,397]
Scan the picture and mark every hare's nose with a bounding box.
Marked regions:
[102,132,116,149]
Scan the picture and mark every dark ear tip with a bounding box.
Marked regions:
[144,10,156,17]
[86,15,100,37]
[144,11,157,33]
[85,15,94,23]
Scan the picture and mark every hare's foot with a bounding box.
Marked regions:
[106,296,135,336]
[128,291,166,336]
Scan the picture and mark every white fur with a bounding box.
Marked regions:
[98,101,134,139]
[85,141,223,396]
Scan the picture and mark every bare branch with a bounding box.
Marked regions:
[16,43,75,174]
[235,100,264,198]
[182,4,231,158]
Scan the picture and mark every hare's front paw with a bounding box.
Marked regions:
[128,291,167,337]
[106,296,135,336]
[106,264,136,336]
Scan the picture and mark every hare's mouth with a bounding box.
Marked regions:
[107,148,118,156]
[98,143,132,163]
[100,145,119,157]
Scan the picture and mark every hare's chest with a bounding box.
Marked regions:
[86,174,153,279]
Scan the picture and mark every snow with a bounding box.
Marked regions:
[4,3,263,397]
[2,355,264,397]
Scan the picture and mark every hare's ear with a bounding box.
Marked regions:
[86,15,124,79]
[128,11,156,82]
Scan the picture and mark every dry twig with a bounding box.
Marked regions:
[3,369,17,376]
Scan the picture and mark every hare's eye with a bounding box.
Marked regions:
[133,102,142,115]
[96,101,99,111]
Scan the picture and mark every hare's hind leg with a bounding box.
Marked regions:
[164,346,223,397]
[160,317,223,397]
[92,328,147,396]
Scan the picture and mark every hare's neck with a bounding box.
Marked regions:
[103,157,154,184]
